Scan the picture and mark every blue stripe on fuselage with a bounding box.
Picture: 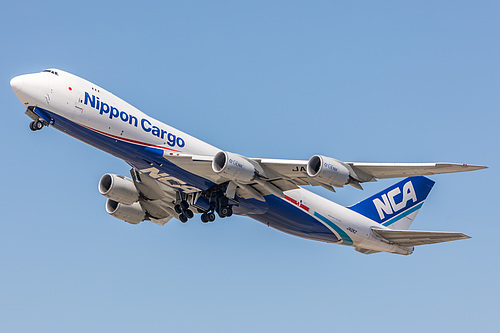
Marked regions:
[248,195,340,243]
[313,212,353,245]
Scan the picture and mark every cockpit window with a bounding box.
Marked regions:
[43,69,59,76]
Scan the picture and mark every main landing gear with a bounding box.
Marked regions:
[175,190,234,224]
[199,193,233,223]
[215,195,233,218]
[200,211,216,223]
[174,200,194,223]
[29,119,45,131]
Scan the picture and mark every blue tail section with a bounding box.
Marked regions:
[348,176,435,229]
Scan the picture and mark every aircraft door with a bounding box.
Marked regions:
[75,91,84,114]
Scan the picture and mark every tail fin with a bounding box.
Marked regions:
[348,176,435,230]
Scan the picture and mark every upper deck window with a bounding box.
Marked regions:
[43,69,59,76]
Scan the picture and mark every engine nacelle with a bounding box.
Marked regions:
[306,155,350,187]
[106,199,146,224]
[98,173,139,205]
[212,151,256,183]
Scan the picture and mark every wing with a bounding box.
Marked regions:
[347,162,487,179]
[371,229,471,247]
[258,159,486,186]
[121,152,485,222]
[161,152,486,201]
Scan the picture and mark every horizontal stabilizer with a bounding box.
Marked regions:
[372,229,470,247]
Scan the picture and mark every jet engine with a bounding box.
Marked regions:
[212,151,256,183]
[106,199,146,224]
[98,173,139,205]
[307,155,350,187]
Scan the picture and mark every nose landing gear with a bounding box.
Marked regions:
[29,119,45,131]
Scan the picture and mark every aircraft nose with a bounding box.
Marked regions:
[10,75,24,93]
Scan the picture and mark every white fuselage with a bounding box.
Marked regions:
[11,69,413,255]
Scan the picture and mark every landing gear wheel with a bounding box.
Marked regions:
[201,213,208,223]
[180,200,189,210]
[174,204,182,214]
[220,207,229,217]
[226,206,233,217]
[184,209,194,219]
[34,120,44,130]
[220,196,229,206]
[30,120,45,131]
[179,214,188,223]
[207,212,216,222]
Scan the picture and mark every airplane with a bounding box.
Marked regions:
[10,68,487,255]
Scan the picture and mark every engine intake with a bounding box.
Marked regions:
[307,155,350,187]
[98,173,139,205]
[212,151,256,183]
[106,199,145,224]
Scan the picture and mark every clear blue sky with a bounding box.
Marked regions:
[1,1,498,332]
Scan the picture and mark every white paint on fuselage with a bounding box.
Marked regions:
[11,69,414,255]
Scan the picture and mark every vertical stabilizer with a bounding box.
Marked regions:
[347,176,434,230]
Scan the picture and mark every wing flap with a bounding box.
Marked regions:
[372,229,471,247]
[150,216,173,226]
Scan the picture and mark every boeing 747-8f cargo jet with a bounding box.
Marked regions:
[10,69,486,255]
